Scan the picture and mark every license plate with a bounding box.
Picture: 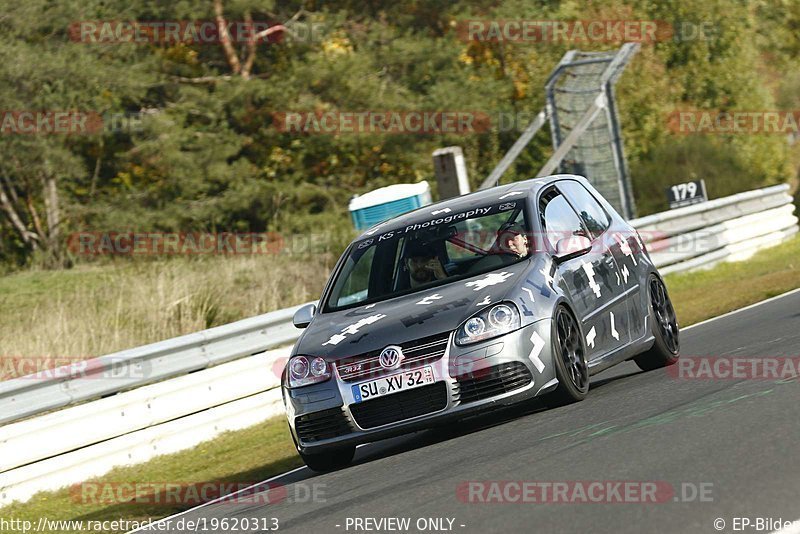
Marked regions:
[351,366,435,403]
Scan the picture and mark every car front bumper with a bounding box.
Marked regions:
[282,318,557,454]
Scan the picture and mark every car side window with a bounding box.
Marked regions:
[539,189,588,250]
[558,181,610,240]
[330,246,375,307]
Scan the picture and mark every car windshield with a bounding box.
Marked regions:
[324,201,531,311]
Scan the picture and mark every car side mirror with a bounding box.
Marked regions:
[553,235,592,263]
[292,303,317,329]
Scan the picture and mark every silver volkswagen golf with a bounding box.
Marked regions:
[282,174,680,471]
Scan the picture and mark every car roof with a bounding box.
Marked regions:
[356,174,589,240]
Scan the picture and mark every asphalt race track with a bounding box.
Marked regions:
[138,290,800,534]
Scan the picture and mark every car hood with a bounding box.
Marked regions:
[294,260,533,361]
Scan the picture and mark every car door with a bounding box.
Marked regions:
[539,185,628,361]
[557,180,636,347]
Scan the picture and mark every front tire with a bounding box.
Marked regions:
[300,445,356,472]
[543,305,589,407]
[634,275,680,371]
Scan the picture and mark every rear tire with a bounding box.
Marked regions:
[542,305,589,407]
[634,275,680,371]
[300,446,356,472]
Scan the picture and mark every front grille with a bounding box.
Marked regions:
[455,362,532,404]
[335,332,450,382]
[349,382,448,429]
[295,407,351,443]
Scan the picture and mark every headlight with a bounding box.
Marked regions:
[456,302,521,346]
[287,355,331,387]
[488,304,515,328]
[464,317,486,337]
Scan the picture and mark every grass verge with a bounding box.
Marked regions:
[664,233,800,326]
[0,254,333,380]
[0,234,798,533]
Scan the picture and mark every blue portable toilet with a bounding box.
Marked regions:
[349,181,432,231]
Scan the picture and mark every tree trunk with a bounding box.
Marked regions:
[214,0,242,75]
[42,172,62,262]
[0,177,38,250]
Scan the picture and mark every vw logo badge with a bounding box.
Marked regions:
[379,346,404,370]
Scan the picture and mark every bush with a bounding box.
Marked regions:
[794,182,800,214]
[629,136,774,216]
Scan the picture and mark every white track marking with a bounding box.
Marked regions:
[528,332,546,373]
[683,287,800,331]
[128,466,307,532]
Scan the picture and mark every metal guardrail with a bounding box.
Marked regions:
[0,303,309,426]
[631,184,792,236]
[0,184,796,505]
[1,349,287,505]
[630,184,797,274]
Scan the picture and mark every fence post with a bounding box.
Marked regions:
[433,146,470,200]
